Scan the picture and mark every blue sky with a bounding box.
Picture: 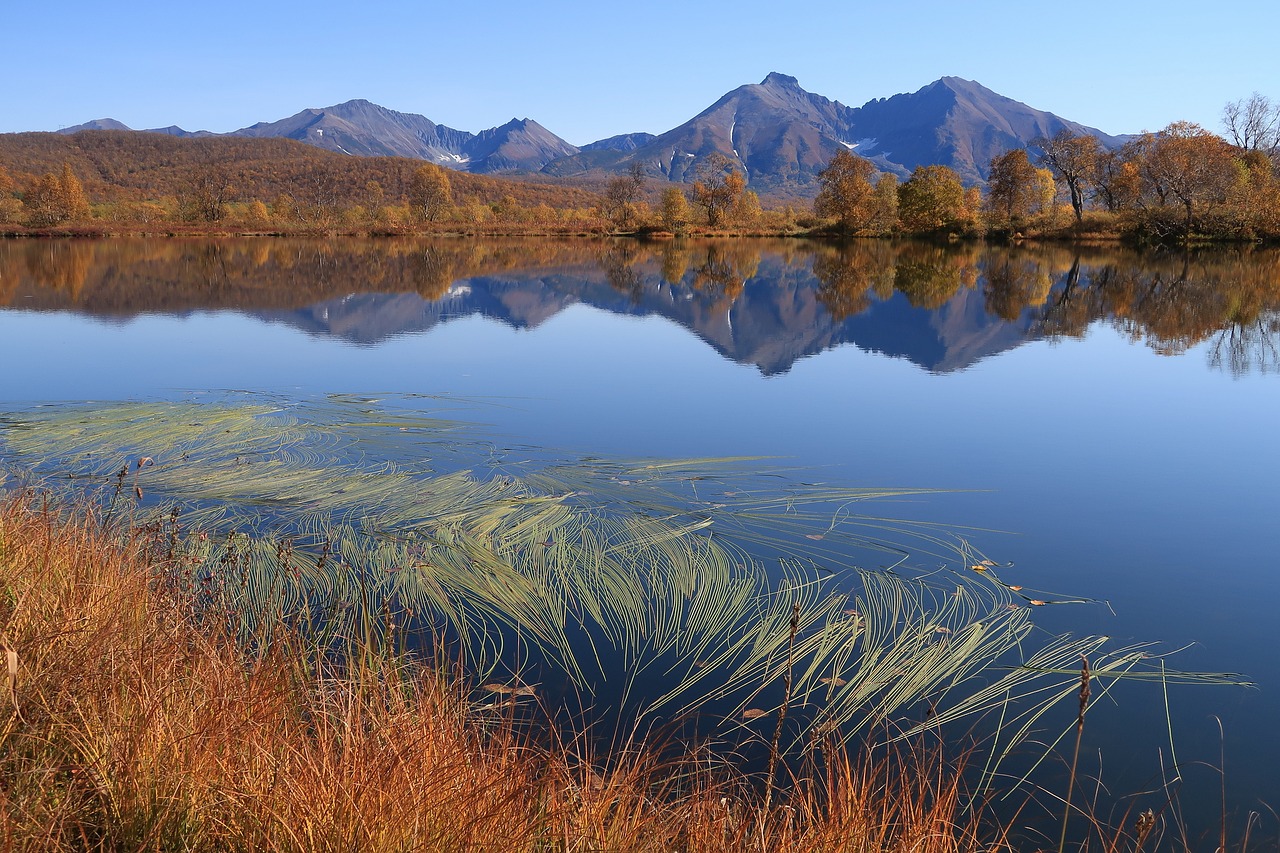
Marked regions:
[7,0,1276,145]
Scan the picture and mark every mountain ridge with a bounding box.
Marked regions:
[49,74,1126,189]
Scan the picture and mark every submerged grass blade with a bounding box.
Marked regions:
[1,395,1248,769]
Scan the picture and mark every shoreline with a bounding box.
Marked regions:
[5,222,1270,248]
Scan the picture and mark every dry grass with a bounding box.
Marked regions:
[0,492,999,852]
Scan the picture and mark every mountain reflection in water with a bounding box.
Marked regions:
[3,237,1279,375]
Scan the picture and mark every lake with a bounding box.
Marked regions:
[2,237,1277,836]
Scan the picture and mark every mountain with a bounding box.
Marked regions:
[232,99,473,161]
[143,125,216,138]
[545,72,860,189]
[846,76,1125,185]
[46,75,1124,190]
[56,118,132,134]
[231,99,577,173]
[462,118,580,172]
[56,118,214,138]
[580,132,658,153]
[546,73,1121,189]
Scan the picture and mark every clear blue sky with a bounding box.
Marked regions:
[6,0,1276,145]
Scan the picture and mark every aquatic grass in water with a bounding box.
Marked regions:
[0,395,1248,759]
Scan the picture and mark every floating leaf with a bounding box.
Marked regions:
[482,683,538,697]
[742,708,769,720]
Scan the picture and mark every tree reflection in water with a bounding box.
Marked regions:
[5,237,1280,375]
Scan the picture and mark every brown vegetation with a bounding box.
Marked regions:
[4,100,1280,245]
[0,491,1000,851]
[0,131,609,235]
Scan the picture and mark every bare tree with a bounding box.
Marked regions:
[1222,93,1280,154]
[604,163,646,230]
[690,153,745,227]
[183,165,234,223]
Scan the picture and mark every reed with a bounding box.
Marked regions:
[1058,656,1091,853]
[0,491,996,851]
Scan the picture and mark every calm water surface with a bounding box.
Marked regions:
[2,237,1278,831]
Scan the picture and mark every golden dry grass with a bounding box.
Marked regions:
[0,492,998,852]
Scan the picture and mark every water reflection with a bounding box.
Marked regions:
[3,237,1279,375]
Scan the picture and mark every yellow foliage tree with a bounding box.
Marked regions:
[897,165,965,232]
[59,163,91,221]
[986,149,1041,228]
[659,187,690,233]
[814,150,877,233]
[409,164,453,223]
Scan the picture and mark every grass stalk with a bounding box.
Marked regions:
[1058,654,1090,853]
[763,601,801,819]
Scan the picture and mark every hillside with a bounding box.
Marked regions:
[0,130,604,212]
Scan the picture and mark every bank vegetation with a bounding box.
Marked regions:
[1,93,1278,245]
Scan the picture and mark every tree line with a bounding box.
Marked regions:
[2,93,1278,243]
[809,93,1280,243]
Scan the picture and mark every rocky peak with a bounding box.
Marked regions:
[761,72,801,88]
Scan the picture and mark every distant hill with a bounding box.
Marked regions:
[143,125,216,138]
[580,133,657,153]
[56,118,132,133]
[37,74,1126,193]
[57,119,214,138]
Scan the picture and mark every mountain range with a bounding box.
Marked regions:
[55,74,1124,191]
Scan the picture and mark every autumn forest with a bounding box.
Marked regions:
[2,92,1279,244]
